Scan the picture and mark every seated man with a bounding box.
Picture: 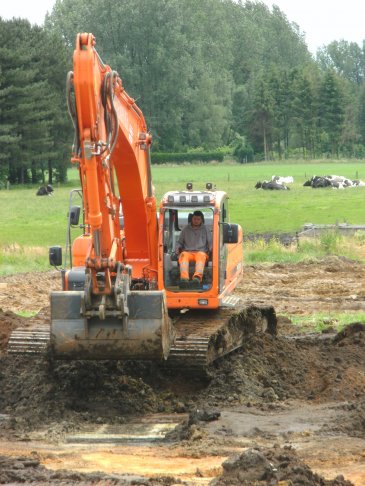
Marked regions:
[175,210,212,284]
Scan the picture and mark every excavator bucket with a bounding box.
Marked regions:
[50,290,174,361]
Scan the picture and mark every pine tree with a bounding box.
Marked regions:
[318,70,345,157]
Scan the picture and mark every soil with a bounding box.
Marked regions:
[0,259,364,485]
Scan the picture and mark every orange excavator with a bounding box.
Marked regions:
[35,34,275,370]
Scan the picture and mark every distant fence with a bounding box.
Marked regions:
[298,223,365,238]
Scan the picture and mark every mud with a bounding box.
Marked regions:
[0,454,179,485]
[0,260,364,485]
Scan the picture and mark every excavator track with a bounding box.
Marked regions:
[7,326,50,355]
[164,304,277,374]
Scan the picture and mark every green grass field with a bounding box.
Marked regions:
[1,160,365,274]
[152,160,365,234]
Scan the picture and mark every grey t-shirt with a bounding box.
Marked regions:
[176,224,212,253]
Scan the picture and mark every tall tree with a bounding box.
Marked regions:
[248,73,275,160]
[290,69,318,158]
[357,84,365,145]
[46,0,311,152]
[318,70,345,156]
[0,19,70,184]
[317,40,365,85]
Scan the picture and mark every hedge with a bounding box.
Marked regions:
[151,151,224,164]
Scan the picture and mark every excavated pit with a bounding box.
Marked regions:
[0,259,365,485]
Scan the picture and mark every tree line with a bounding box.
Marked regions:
[1,0,365,185]
[0,20,71,184]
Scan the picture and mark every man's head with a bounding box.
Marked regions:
[191,210,204,228]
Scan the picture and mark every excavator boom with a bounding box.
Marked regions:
[50,33,173,361]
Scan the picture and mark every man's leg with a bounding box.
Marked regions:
[178,252,191,280]
[192,252,208,282]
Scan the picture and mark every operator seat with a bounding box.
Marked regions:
[170,213,212,272]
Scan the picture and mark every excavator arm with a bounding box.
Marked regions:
[69,33,158,294]
[49,33,173,360]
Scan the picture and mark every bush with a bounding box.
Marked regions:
[233,140,254,163]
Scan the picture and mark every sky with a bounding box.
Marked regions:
[0,0,365,54]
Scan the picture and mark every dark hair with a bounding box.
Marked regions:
[193,210,204,218]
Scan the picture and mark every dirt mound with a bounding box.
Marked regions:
[0,357,171,439]
[333,322,365,343]
[1,322,364,442]
[210,445,353,485]
[198,322,365,408]
[0,310,26,353]
[0,271,60,315]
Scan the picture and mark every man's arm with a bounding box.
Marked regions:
[176,227,186,253]
[206,225,213,253]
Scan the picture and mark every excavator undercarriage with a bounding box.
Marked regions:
[8,303,277,375]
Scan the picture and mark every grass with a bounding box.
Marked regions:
[15,310,39,318]
[287,312,365,333]
[245,231,365,264]
[1,159,365,274]
[152,159,365,233]
[0,244,50,275]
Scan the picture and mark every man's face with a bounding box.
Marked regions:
[191,215,203,227]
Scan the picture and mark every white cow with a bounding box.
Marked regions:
[271,175,294,184]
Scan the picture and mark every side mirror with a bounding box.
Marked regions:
[49,246,62,267]
[69,206,81,226]
[222,223,239,244]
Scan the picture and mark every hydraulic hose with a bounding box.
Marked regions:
[66,71,80,157]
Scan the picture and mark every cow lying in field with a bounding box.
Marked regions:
[304,175,365,189]
[255,180,290,190]
[36,184,54,196]
[271,175,294,184]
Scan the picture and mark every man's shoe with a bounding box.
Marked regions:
[179,278,189,289]
[192,277,202,288]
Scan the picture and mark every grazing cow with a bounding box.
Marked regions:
[36,184,54,196]
[255,180,290,190]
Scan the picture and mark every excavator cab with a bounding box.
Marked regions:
[158,184,243,310]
